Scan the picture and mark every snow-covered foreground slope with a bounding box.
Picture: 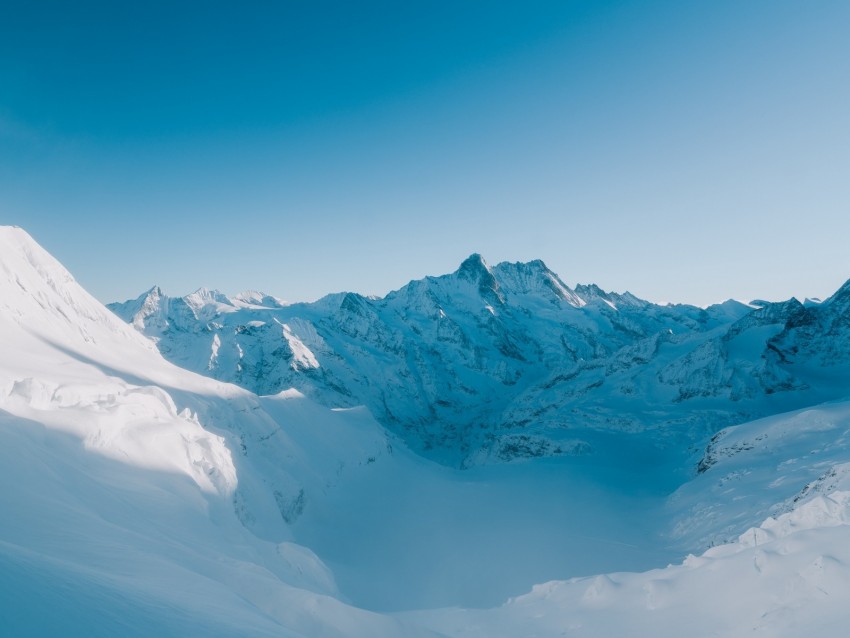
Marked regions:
[5,224,850,637]
[0,226,432,637]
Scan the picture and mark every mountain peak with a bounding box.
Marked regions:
[457,253,490,279]
[491,259,583,307]
[575,283,609,299]
[144,285,164,299]
[456,254,505,306]
[185,287,234,309]
[525,258,549,270]
[232,290,288,308]
[107,285,171,333]
[575,283,618,308]
[573,284,649,310]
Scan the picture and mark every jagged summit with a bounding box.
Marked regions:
[145,284,164,296]
[456,252,490,278]
[452,254,591,308]
[454,253,502,303]
[574,283,610,303]
[492,259,583,307]
[574,283,648,309]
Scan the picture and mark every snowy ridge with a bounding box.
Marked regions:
[0,226,155,351]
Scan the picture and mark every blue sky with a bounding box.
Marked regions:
[2,0,849,306]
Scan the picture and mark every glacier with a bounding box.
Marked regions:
[4,224,850,636]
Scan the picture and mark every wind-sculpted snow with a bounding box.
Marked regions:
[112,249,850,466]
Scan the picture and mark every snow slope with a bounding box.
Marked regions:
[669,400,850,551]
[0,226,431,637]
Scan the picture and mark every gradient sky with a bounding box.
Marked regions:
[2,0,849,306]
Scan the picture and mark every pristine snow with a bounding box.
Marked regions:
[4,224,850,636]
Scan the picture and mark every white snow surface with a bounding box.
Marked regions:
[4,225,850,636]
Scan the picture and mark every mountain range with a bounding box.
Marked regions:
[111,253,850,468]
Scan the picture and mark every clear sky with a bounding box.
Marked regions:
[2,0,849,306]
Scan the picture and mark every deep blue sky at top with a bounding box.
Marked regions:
[1,0,849,305]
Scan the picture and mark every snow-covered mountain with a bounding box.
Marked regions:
[6,224,850,637]
[111,253,850,467]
